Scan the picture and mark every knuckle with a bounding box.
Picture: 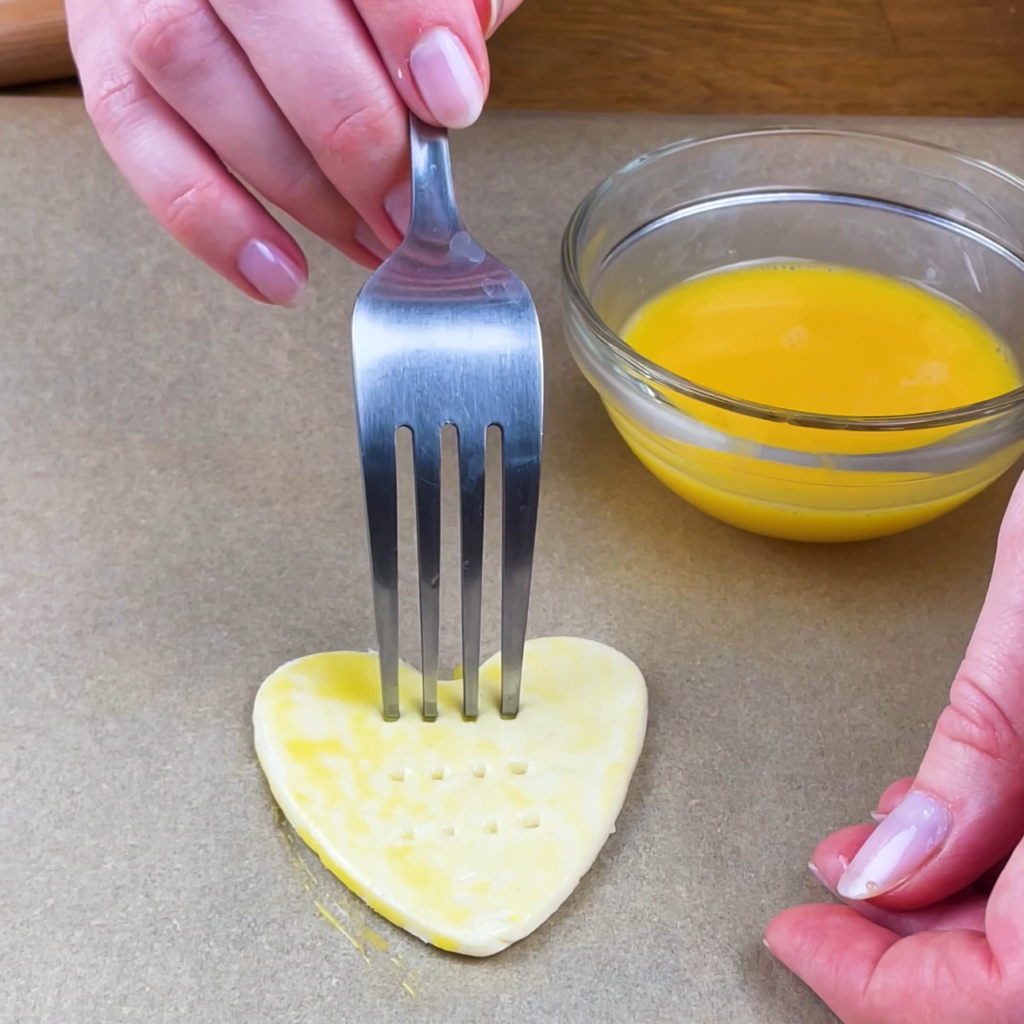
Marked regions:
[325,91,400,165]
[940,668,1024,768]
[84,67,146,137]
[159,176,224,236]
[126,0,222,80]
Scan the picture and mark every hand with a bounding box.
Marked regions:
[66,0,523,306]
[766,470,1024,1022]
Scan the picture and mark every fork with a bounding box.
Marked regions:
[351,113,543,723]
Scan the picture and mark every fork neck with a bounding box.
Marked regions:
[408,113,464,245]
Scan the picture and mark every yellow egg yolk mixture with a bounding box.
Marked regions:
[613,263,1022,542]
[625,263,1018,417]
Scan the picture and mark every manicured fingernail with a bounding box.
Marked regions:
[238,240,306,307]
[871,811,888,823]
[354,219,391,261]
[410,27,484,129]
[837,791,952,900]
[808,861,834,893]
[385,183,410,235]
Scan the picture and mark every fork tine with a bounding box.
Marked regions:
[359,427,401,720]
[457,425,486,719]
[413,426,442,721]
[500,427,542,718]
[354,113,543,721]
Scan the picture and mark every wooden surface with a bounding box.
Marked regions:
[0,0,74,88]
[4,0,1024,115]
[487,0,1024,116]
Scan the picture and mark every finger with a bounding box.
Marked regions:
[865,777,1007,894]
[352,0,528,235]
[353,0,487,131]
[208,0,408,249]
[839,470,1024,907]
[811,825,987,935]
[987,832,1024,970]
[875,776,914,818]
[71,20,309,306]
[121,0,383,267]
[353,0,529,131]
[766,904,1002,1024]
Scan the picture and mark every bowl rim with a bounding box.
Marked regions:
[561,125,1024,432]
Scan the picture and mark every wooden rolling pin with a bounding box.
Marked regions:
[0,0,75,88]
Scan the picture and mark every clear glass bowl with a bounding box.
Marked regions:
[561,128,1024,542]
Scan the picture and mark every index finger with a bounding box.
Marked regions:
[351,0,527,235]
[838,468,1024,909]
[353,0,527,131]
[354,0,489,130]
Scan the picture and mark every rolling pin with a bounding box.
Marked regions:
[0,0,75,88]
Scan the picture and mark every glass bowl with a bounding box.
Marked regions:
[561,128,1024,542]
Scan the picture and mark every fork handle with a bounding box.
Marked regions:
[408,112,464,245]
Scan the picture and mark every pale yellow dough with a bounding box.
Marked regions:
[253,637,648,956]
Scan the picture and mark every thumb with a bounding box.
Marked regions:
[987,832,1024,971]
[839,468,1024,907]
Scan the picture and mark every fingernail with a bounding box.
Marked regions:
[870,811,888,824]
[384,183,410,235]
[354,219,391,261]
[410,27,484,129]
[238,240,306,308]
[837,791,952,900]
[807,861,835,893]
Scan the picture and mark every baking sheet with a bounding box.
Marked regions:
[1,101,1019,1023]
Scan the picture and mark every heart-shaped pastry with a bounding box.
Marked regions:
[253,637,647,956]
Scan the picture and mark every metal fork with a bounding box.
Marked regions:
[351,113,543,722]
